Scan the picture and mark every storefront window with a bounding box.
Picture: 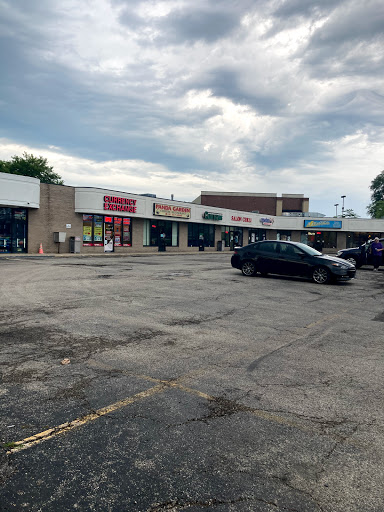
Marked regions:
[0,208,27,253]
[114,217,122,247]
[276,231,291,241]
[221,226,243,248]
[122,218,132,246]
[248,229,266,243]
[305,231,337,250]
[143,219,178,247]
[82,215,132,247]
[83,215,93,245]
[188,223,215,247]
[94,215,103,246]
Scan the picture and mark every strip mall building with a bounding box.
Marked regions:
[1,173,383,254]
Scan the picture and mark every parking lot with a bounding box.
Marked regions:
[0,253,383,511]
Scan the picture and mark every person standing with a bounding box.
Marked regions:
[371,237,383,271]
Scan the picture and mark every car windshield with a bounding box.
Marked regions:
[294,242,322,256]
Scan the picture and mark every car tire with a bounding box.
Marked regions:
[346,257,358,267]
[312,266,331,284]
[241,260,257,276]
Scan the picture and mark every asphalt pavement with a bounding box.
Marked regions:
[0,253,383,511]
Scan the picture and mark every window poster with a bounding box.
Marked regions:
[114,217,122,246]
[94,215,103,246]
[83,214,93,244]
[123,217,131,246]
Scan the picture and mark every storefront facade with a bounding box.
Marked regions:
[0,173,40,253]
[1,175,384,254]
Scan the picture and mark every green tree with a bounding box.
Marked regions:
[342,208,360,218]
[367,170,384,218]
[368,200,384,219]
[0,152,64,184]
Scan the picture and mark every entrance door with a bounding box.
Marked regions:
[104,217,114,252]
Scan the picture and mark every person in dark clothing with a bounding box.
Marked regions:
[371,237,383,271]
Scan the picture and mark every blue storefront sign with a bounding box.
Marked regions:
[304,220,342,229]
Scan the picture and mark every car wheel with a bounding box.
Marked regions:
[312,266,331,284]
[241,260,257,276]
[346,257,358,267]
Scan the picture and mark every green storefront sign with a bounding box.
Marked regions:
[203,211,223,221]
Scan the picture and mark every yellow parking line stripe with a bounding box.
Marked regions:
[9,382,167,453]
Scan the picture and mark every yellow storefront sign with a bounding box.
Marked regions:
[154,203,191,219]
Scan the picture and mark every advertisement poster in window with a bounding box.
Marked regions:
[104,216,114,252]
[123,218,131,246]
[114,217,122,246]
[83,214,93,246]
[94,215,103,246]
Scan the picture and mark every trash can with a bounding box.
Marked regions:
[158,240,166,252]
[69,236,81,254]
[217,240,223,251]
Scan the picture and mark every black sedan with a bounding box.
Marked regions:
[231,240,356,284]
[336,238,384,268]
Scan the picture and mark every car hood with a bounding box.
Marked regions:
[320,254,355,267]
[338,246,361,253]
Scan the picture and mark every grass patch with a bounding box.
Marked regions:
[1,442,22,450]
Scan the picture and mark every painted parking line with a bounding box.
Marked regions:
[8,311,354,454]
[9,382,167,453]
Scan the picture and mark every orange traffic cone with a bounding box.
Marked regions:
[38,243,44,254]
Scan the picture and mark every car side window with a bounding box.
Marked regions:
[259,242,277,253]
[281,243,304,256]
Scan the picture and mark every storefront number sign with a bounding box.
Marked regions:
[154,203,191,219]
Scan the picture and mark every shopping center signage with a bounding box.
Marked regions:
[231,215,252,223]
[104,195,137,213]
[231,215,252,222]
[260,217,274,226]
[304,220,342,229]
[203,211,223,221]
[154,203,191,219]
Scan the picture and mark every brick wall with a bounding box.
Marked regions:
[201,195,278,215]
[28,184,82,254]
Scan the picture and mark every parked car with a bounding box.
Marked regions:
[336,238,384,268]
[231,240,356,284]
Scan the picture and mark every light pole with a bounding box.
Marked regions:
[341,195,346,217]
[334,203,339,217]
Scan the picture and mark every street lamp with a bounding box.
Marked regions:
[334,203,339,217]
[341,195,346,217]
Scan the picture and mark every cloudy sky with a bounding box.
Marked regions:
[1,0,383,217]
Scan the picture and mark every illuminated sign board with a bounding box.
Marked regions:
[154,203,191,219]
[203,212,223,221]
[104,195,137,213]
[304,220,342,229]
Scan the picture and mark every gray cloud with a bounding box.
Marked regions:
[272,0,346,20]
[0,0,383,216]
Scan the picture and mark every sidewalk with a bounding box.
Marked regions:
[0,250,230,259]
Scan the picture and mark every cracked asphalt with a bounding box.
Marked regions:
[0,253,383,511]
